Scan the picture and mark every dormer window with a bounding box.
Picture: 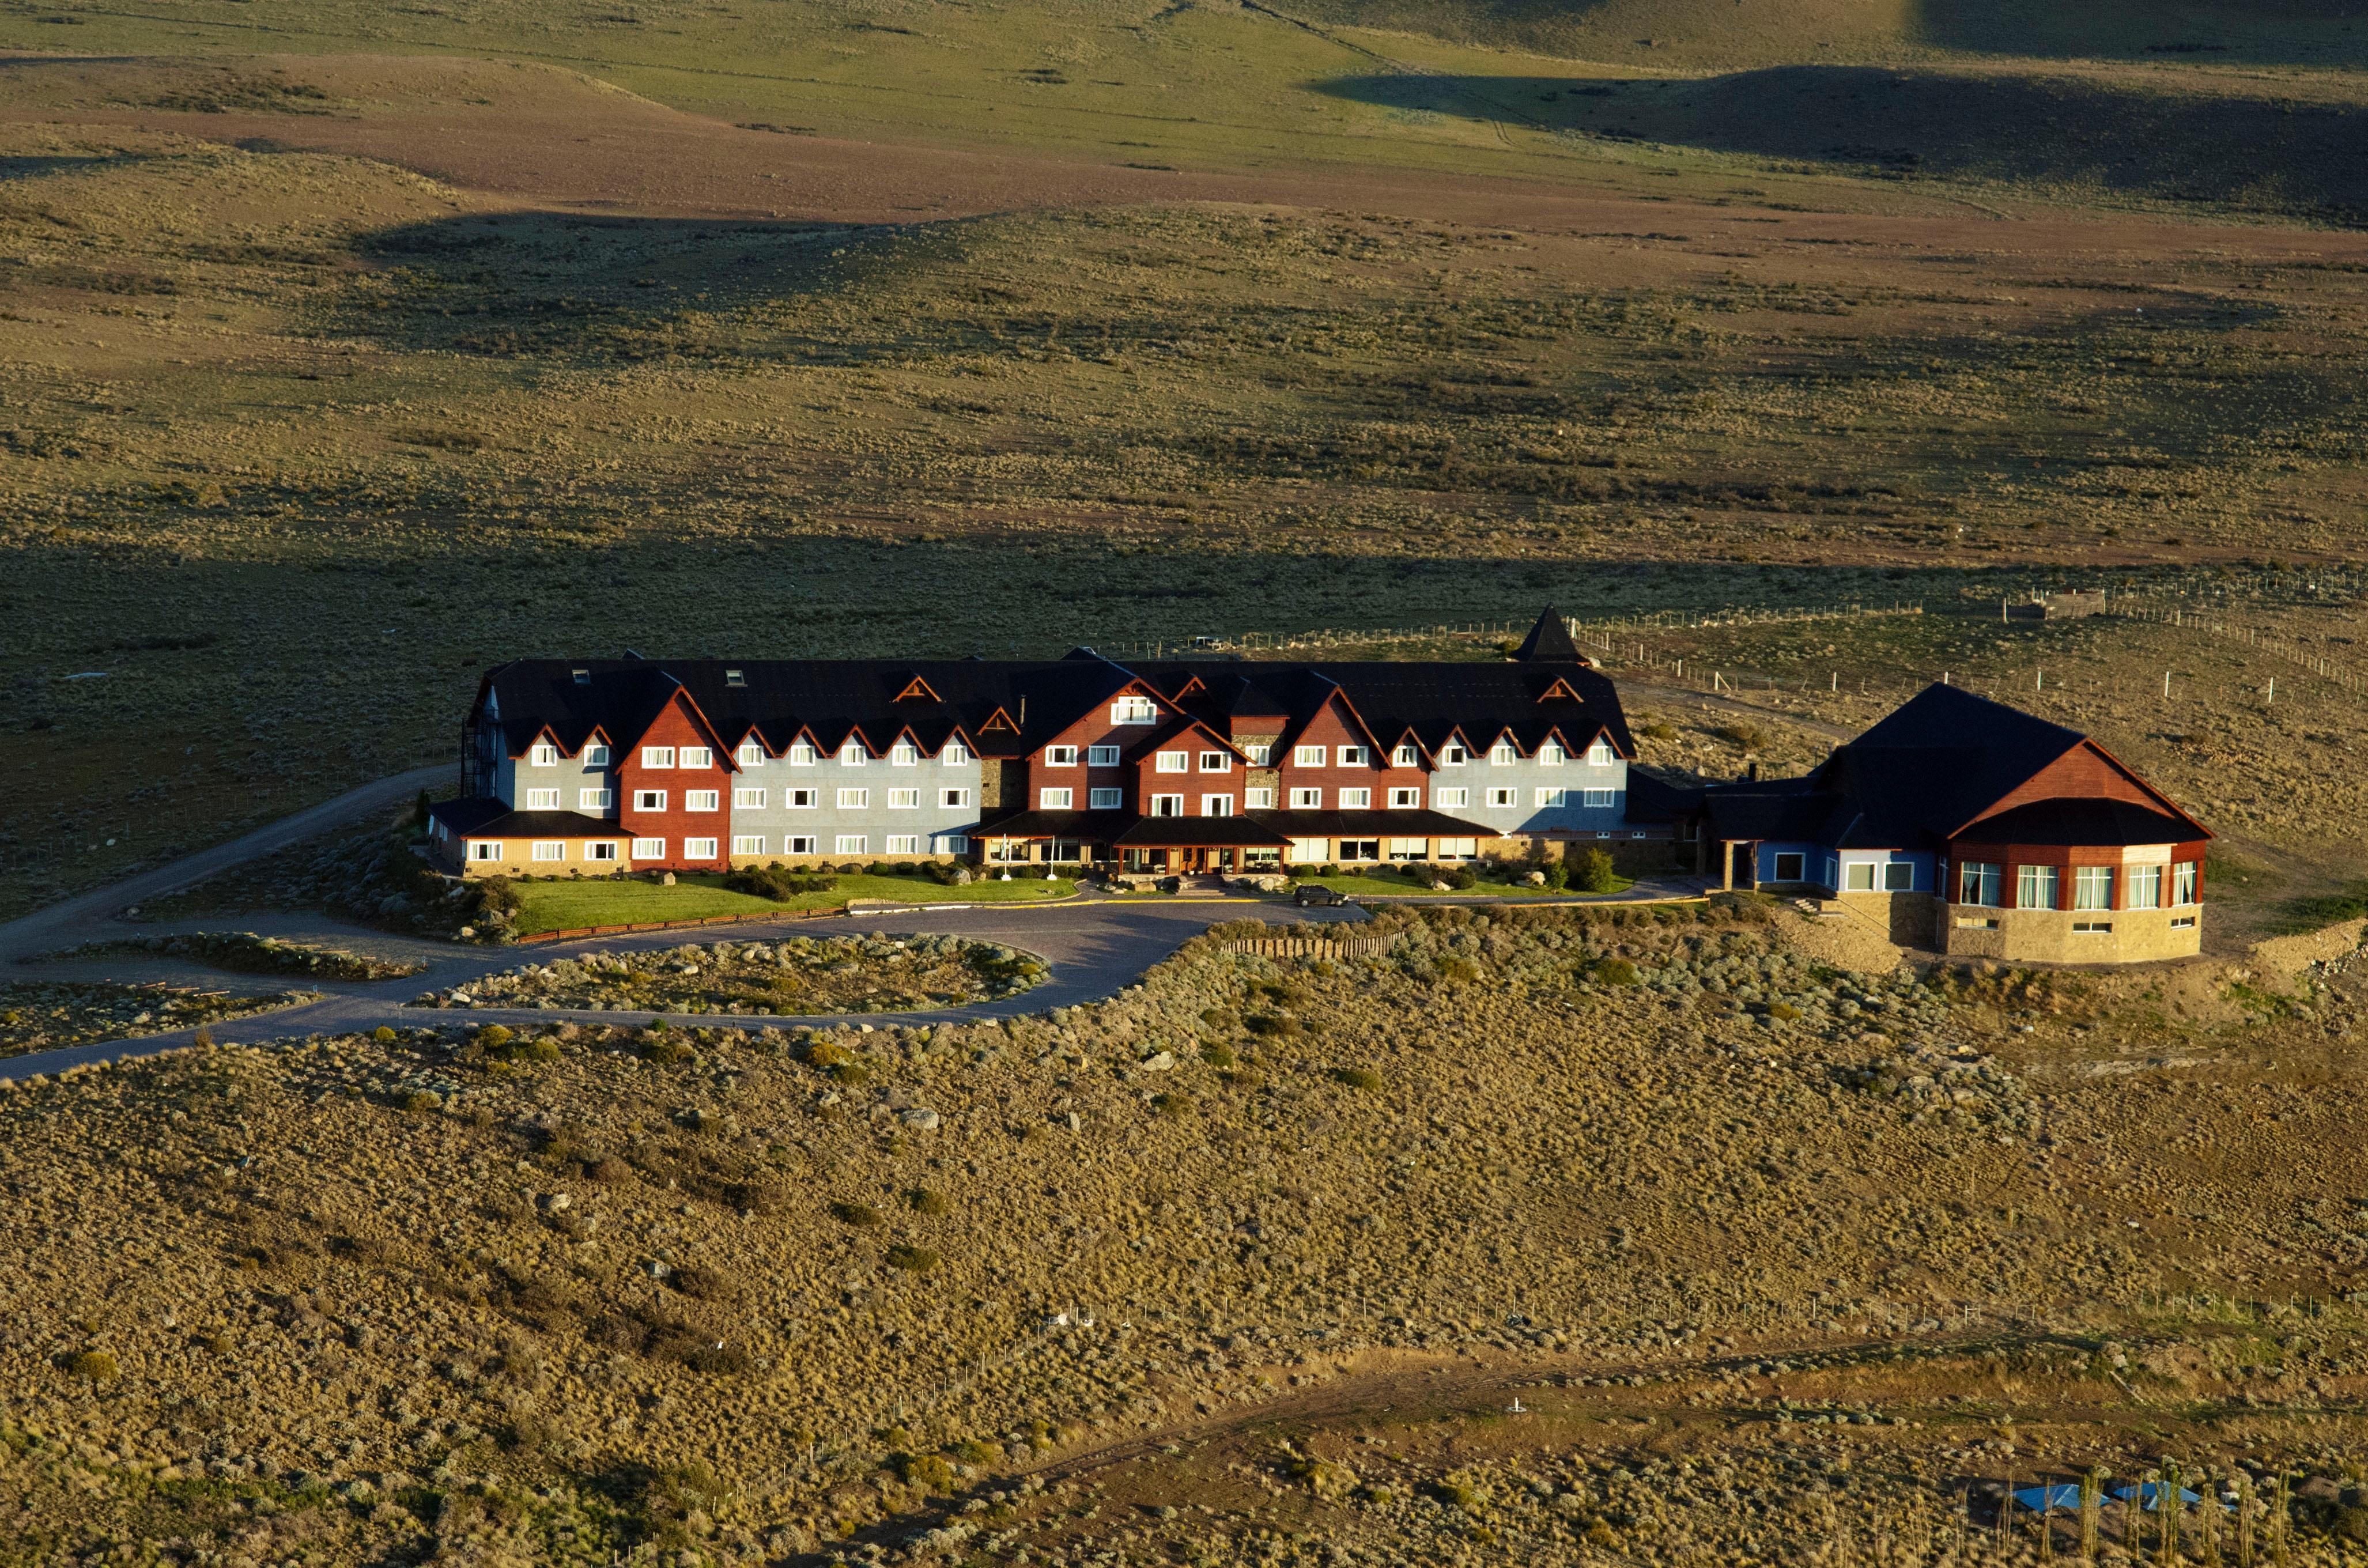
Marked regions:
[1242,742,1274,766]
[1441,742,1467,766]
[890,741,919,766]
[788,742,817,766]
[1587,740,1615,766]
[736,742,764,767]
[942,741,971,765]
[1112,695,1157,725]
[1539,741,1565,766]
[528,742,558,768]
[839,740,867,766]
[582,743,609,766]
[1488,741,1517,765]
[1338,745,1368,768]
[1392,743,1418,767]
[725,668,746,688]
[571,668,590,686]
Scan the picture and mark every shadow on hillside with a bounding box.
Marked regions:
[1914,0,2368,69]
[1317,67,2368,221]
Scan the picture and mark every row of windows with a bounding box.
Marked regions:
[1037,784,1619,811]
[469,833,969,863]
[1047,739,1622,770]
[1957,860,2198,910]
[526,740,975,769]
[566,787,977,813]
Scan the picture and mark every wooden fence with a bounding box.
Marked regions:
[1107,602,1925,662]
[1222,935,1391,961]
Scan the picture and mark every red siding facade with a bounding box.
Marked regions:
[617,697,734,872]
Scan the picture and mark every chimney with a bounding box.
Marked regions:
[1747,761,1759,782]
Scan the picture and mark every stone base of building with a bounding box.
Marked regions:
[1940,904,2203,965]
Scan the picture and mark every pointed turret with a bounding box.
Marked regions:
[1512,606,1583,663]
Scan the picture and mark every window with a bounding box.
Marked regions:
[2018,864,2060,910]
[571,668,590,685]
[1200,794,1233,817]
[1436,837,1477,860]
[724,668,745,687]
[1488,741,1517,765]
[1046,745,1080,767]
[1156,751,1189,773]
[2073,919,2113,934]
[942,741,971,765]
[787,788,818,809]
[2128,863,2163,909]
[1536,742,1565,766]
[836,835,867,855]
[641,746,674,769]
[885,834,921,855]
[1774,851,1806,882]
[528,742,558,768]
[1587,740,1615,766]
[1392,743,1418,767]
[1245,787,1275,808]
[734,787,765,809]
[1040,788,1074,810]
[1089,787,1123,810]
[1087,744,1120,767]
[941,787,973,808]
[631,837,664,860]
[1295,745,1327,768]
[1339,838,1380,862]
[1288,837,1327,864]
[1582,788,1615,808]
[1336,787,1371,809]
[939,834,970,855]
[633,789,666,811]
[524,788,560,810]
[685,837,718,859]
[1535,787,1567,808]
[735,743,764,767]
[1441,742,1468,765]
[1338,745,1368,767]
[788,742,817,766]
[580,787,613,811]
[1487,788,1517,808]
[732,834,765,855]
[888,788,920,809]
[1959,861,2002,907]
[1386,837,1427,860]
[588,841,618,863]
[890,742,917,766]
[1150,794,1183,817]
[1388,787,1421,809]
[837,788,869,810]
[686,790,720,812]
[2073,865,2114,910]
[787,835,817,855]
[838,740,866,766]
[1199,751,1230,773]
[1845,862,1875,892]
[1242,742,1274,766]
[1112,696,1157,724]
[469,840,503,862]
[583,743,609,766]
[1289,787,1322,809]
[680,746,712,769]
[1883,862,1915,893]
[2171,914,2197,930]
[1433,787,1470,809]
[2172,862,2198,906]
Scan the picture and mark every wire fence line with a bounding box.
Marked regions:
[1104,602,1927,662]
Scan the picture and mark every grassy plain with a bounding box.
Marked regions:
[504,871,1079,936]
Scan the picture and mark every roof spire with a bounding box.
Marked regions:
[1512,606,1583,663]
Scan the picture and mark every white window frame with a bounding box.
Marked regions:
[1487,742,1517,765]
[1202,794,1234,817]
[1391,743,1418,767]
[2173,862,2198,906]
[680,746,712,769]
[1388,787,1420,809]
[686,789,720,813]
[1433,787,1469,809]
[523,788,561,810]
[1436,837,1477,860]
[1288,837,1326,864]
[1845,862,1876,892]
[2072,865,2114,911]
[1149,794,1184,818]
[469,840,503,863]
[839,740,867,766]
[587,841,618,863]
[1289,787,1322,809]
[1582,787,1614,808]
[1198,751,1231,773]
[1486,788,1517,808]
[1774,851,1807,882]
[1294,745,1327,768]
[1242,742,1274,766]
[1112,696,1158,725]
[941,787,973,809]
[633,789,666,812]
[788,742,818,766]
[787,834,818,855]
[1587,740,1615,766]
[885,834,921,855]
[939,833,970,855]
[1087,744,1120,766]
[835,834,867,855]
[837,788,869,810]
[1040,787,1074,810]
[1538,742,1565,766]
[1155,750,1189,773]
[683,837,718,859]
[1883,861,1916,893]
[1088,787,1123,810]
[734,787,766,809]
[890,741,918,767]
[1535,787,1567,808]
[1245,787,1275,809]
[525,838,560,861]
[580,787,613,811]
[1338,745,1368,767]
[582,742,610,767]
[1959,861,2003,907]
[732,834,765,855]
[787,788,818,810]
[888,788,920,810]
[528,742,558,768]
[1338,787,1372,809]
[1440,742,1468,766]
[2018,864,2060,910]
[1045,745,1081,768]
[2128,863,2163,909]
[735,742,765,768]
[641,746,675,769]
[630,837,665,860]
[942,740,971,765]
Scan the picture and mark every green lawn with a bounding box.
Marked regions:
[508,872,1077,939]
[1293,872,1634,901]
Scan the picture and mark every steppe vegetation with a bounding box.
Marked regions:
[0,979,305,1057]
[6,904,2368,1562]
[418,933,1047,1015]
[43,931,423,982]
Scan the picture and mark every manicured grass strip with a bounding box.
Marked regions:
[507,872,1077,938]
[1294,872,1631,900]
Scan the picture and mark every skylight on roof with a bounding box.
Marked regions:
[571,668,590,685]
[726,669,746,687]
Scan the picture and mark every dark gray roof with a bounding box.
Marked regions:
[429,802,625,838]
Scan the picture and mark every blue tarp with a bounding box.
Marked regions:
[2011,1482,2212,1513]
[2109,1483,2207,1510]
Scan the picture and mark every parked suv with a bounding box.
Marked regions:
[1292,883,1349,908]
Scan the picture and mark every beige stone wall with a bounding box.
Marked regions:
[1942,904,2202,965]
[1830,890,1944,947]
[454,840,628,880]
[726,851,956,869]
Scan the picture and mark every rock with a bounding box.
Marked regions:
[661,872,677,886]
[900,1108,942,1132]
[1141,1051,1177,1072]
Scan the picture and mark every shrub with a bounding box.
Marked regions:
[586,1155,633,1185]
[949,1438,999,1465]
[1572,847,1618,894]
[1332,1067,1384,1092]
[1768,1002,1802,1022]
[474,1023,514,1050]
[886,1244,939,1273]
[1640,719,1676,740]
[1591,958,1638,986]
[904,1188,949,1216]
[829,1201,881,1227]
[1713,721,1770,751]
[1200,1042,1237,1068]
[806,1038,854,1068]
[1436,955,1480,985]
[669,1265,727,1299]
[191,1026,214,1048]
[63,1349,118,1384]
[727,866,836,900]
[896,1452,955,1490]
[1542,860,1570,891]
[1440,864,1478,890]
[828,1061,870,1085]
[641,1034,693,1065]
[1151,1091,1193,1120]
[401,1090,441,1113]
[372,1025,397,1044]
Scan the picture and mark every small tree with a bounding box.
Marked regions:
[1573,847,1618,894]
